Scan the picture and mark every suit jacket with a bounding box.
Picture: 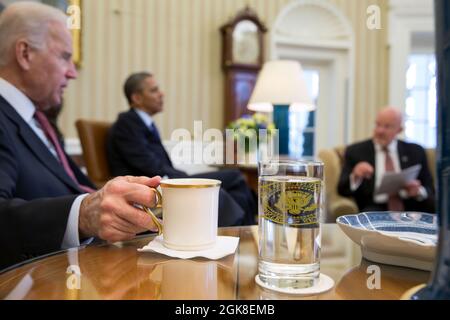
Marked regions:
[338,139,435,213]
[0,96,96,270]
[107,109,187,178]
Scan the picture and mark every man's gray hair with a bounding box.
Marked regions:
[0,1,67,67]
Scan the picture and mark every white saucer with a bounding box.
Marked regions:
[255,273,335,296]
[138,236,239,260]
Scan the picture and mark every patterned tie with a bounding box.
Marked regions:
[34,111,95,193]
[383,147,405,211]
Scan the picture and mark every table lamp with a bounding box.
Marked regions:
[247,60,315,155]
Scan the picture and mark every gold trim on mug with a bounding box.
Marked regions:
[160,179,222,189]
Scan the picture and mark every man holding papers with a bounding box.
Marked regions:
[338,107,435,213]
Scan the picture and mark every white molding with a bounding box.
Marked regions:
[272,0,353,42]
[270,0,355,147]
[388,0,434,110]
[274,36,352,51]
[389,0,434,16]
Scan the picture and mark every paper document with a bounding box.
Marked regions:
[375,164,422,195]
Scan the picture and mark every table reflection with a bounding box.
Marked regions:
[0,225,431,300]
[3,269,35,300]
[335,258,430,300]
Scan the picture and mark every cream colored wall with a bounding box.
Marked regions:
[62,0,389,143]
[329,0,389,142]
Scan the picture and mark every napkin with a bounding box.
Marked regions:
[138,236,240,260]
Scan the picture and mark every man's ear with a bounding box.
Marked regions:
[131,92,142,106]
[15,40,33,71]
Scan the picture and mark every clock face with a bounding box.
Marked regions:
[232,20,260,65]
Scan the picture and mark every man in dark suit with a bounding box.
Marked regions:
[0,2,161,270]
[338,107,435,213]
[107,72,256,226]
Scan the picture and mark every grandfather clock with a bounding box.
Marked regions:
[220,7,267,128]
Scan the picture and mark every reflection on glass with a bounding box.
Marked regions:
[406,63,417,90]
[406,97,415,117]
[405,54,437,148]
[428,76,437,130]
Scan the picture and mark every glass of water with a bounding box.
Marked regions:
[257,160,324,290]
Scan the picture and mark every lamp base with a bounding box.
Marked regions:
[273,105,290,155]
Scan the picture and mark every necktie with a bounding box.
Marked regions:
[34,111,95,193]
[149,122,161,141]
[148,122,172,165]
[383,147,404,211]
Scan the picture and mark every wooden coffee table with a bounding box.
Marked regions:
[0,225,430,300]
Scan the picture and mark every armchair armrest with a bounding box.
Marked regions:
[328,196,359,221]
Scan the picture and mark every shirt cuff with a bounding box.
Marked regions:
[374,193,388,203]
[61,194,89,250]
[350,174,363,191]
[399,186,428,201]
[417,186,428,201]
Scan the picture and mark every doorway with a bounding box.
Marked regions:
[271,0,354,157]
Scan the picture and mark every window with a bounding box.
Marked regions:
[405,54,437,148]
[289,69,319,157]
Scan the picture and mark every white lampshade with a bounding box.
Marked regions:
[247,60,315,112]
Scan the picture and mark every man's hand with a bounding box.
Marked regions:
[78,176,162,243]
[403,179,422,198]
[352,162,374,180]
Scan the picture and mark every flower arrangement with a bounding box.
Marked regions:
[227,113,276,153]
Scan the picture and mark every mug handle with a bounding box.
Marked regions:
[142,187,163,235]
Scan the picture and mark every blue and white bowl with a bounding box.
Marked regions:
[337,212,438,271]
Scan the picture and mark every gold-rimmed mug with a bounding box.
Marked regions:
[144,178,221,251]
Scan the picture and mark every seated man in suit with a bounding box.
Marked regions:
[338,107,435,213]
[0,2,161,270]
[107,72,256,226]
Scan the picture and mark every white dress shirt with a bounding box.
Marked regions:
[0,77,85,249]
[134,107,154,128]
[350,139,427,203]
